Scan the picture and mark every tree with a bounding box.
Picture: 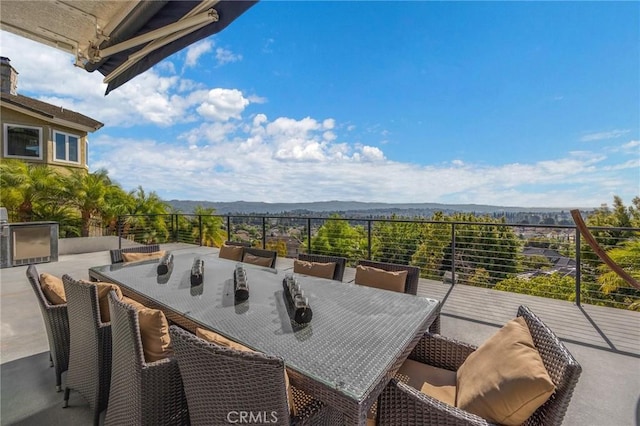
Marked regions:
[191,206,225,247]
[372,215,422,265]
[0,160,64,222]
[123,186,170,243]
[495,274,580,302]
[266,239,288,257]
[412,212,520,284]
[597,239,640,311]
[310,215,366,259]
[63,169,112,237]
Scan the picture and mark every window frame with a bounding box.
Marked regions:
[53,130,82,164]
[3,123,44,160]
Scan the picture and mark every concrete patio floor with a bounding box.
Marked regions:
[1,244,639,425]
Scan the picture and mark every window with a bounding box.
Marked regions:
[3,124,43,159]
[54,131,81,163]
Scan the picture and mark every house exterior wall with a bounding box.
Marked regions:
[0,106,89,173]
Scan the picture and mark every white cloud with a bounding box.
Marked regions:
[185,40,214,68]
[216,47,242,65]
[2,31,635,209]
[194,88,250,121]
[580,129,630,142]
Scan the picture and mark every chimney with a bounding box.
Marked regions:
[0,57,18,95]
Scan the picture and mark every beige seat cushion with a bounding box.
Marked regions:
[354,265,407,293]
[196,328,297,415]
[242,252,273,268]
[219,244,244,261]
[395,358,457,407]
[293,260,336,280]
[122,250,166,263]
[456,317,556,425]
[122,297,172,362]
[40,273,66,305]
[95,282,123,323]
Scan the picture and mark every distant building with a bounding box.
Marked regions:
[0,57,103,172]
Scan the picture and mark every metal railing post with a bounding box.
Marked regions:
[451,223,456,285]
[307,218,312,254]
[575,227,581,306]
[117,216,122,249]
[367,220,372,260]
[199,215,203,246]
[262,217,266,249]
[226,216,231,242]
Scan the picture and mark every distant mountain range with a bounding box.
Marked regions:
[167,200,591,217]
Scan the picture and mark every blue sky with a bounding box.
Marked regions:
[1,1,638,208]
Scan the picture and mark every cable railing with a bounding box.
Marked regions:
[115,213,640,311]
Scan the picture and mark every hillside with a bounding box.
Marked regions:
[167,200,588,218]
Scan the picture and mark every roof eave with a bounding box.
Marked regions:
[1,101,104,133]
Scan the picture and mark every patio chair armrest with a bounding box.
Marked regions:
[408,333,477,371]
[378,378,493,426]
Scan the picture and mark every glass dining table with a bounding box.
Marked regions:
[89,250,440,425]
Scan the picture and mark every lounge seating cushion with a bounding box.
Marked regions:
[456,317,556,425]
[121,250,166,263]
[122,297,172,362]
[293,260,336,280]
[354,265,407,293]
[219,244,244,262]
[242,252,273,268]
[95,282,123,323]
[40,273,66,304]
[395,358,457,407]
[196,328,296,415]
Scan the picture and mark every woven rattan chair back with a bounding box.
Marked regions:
[243,247,278,268]
[104,293,189,426]
[62,275,112,426]
[225,240,252,247]
[169,326,290,425]
[297,253,347,281]
[26,265,70,392]
[356,260,439,333]
[517,305,582,426]
[110,244,161,264]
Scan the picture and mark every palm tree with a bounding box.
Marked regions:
[191,206,225,247]
[62,169,112,237]
[126,186,170,243]
[0,159,63,222]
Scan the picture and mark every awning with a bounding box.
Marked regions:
[0,1,257,94]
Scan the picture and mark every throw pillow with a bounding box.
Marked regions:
[456,316,556,425]
[40,273,66,305]
[293,260,336,280]
[354,265,407,293]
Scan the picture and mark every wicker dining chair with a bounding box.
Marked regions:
[356,260,440,333]
[62,275,113,426]
[297,253,348,281]
[376,305,582,426]
[26,265,70,392]
[169,326,340,425]
[224,240,252,247]
[242,247,278,268]
[110,244,161,264]
[104,292,189,426]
